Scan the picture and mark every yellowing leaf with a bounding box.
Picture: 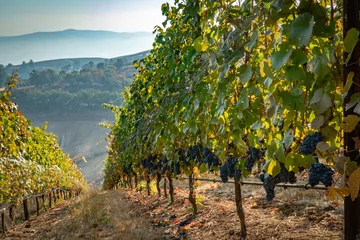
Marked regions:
[265,159,281,177]
[326,186,350,200]
[348,168,360,201]
[342,115,359,132]
[352,137,360,150]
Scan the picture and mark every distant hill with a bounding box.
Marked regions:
[0,29,154,65]
[6,50,150,79]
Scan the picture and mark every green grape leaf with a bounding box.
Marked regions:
[289,13,315,47]
[291,49,308,65]
[270,43,293,70]
[307,48,330,77]
[283,129,294,149]
[311,115,324,130]
[309,88,332,114]
[239,64,252,83]
[246,31,258,51]
[316,141,330,152]
[344,28,359,53]
[345,92,360,111]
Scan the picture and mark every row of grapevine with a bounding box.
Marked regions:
[0,72,87,205]
[103,0,360,239]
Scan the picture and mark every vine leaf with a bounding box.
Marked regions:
[341,115,359,133]
[283,129,294,149]
[326,186,350,200]
[345,92,360,111]
[270,43,293,70]
[239,64,252,83]
[194,37,208,53]
[265,159,281,177]
[342,72,355,97]
[344,28,359,62]
[309,88,332,114]
[352,137,360,150]
[307,47,330,77]
[348,168,360,201]
[316,141,330,152]
[289,13,315,47]
[311,116,324,130]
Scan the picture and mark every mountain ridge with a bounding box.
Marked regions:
[0,29,154,65]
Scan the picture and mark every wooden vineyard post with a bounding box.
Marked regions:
[146,174,151,196]
[49,192,52,208]
[129,176,133,190]
[36,196,40,216]
[9,207,15,226]
[41,194,45,208]
[344,1,360,239]
[2,212,6,233]
[53,191,57,204]
[188,171,197,214]
[156,173,161,197]
[164,177,168,198]
[235,180,246,239]
[23,199,30,221]
[135,174,138,191]
[166,171,174,204]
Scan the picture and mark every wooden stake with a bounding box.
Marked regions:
[36,196,40,216]
[235,181,246,239]
[23,199,30,221]
[9,207,15,226]
[2,212,6,233]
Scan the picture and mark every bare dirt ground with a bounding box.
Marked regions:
[123,177,344,240]
[1,178,344,240]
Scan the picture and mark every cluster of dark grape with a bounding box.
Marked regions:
[245,147,260,171]
[185,145,203,163]
[299,132,323,155]
[203,148,220,171]
[308,163,334,187]
[219,157,241,182]
[259,163,296,201]
[160,157,181,175]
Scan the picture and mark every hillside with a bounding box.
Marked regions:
[0,29,154,65]
[6,50,150,79]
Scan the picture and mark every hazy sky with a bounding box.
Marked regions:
[0,0,171,36]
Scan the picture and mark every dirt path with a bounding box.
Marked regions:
[2,191,168,240]
[1,181,344,240]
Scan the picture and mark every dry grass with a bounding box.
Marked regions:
[3,189,164,240]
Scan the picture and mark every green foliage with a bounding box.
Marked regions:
[102,0,358,200]
[0,74,87,203]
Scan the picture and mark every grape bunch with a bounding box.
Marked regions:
[160,156,181,175]
[245,147,260,171]
[203,148,220,171]
[259,163,297,201]
[308,163,334,187]
[299,132,323,155]
[219,157,241,182]
[185,145,203,163]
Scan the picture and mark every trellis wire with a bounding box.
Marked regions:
[180,177,329,190]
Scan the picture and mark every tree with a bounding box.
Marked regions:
[97,63,105,70]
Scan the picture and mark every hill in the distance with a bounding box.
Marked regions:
[0,29,154,65]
